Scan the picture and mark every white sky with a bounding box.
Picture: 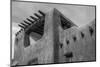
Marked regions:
[12,1,95,26]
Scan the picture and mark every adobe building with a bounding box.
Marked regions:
[12,8,96,66]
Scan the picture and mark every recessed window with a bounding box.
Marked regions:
[89,26,94,36]
[66,40,70,45]
[60,43,63,48]
[81,32,85,38]
[64,52,73,58]
[73,36,77,42]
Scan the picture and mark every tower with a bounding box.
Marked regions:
[12,8,96,66]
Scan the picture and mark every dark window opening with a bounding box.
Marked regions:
[73,36,77,42]
[64,52,73,58]
[60,43,63,48]
[81,32,85,38]
[66,40,70,45]
[89,26,94,36]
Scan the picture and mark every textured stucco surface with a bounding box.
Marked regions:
[12,1,96,66]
